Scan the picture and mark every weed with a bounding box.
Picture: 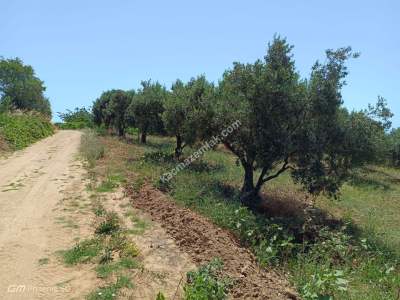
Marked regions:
[95,258,139,279]
[96,173,125,193]
[38,257,49,265]
[86,275,133,300]
[61,238,102,265]
[156,292,166,300]
[95,212,121,235]
[125,211,149,235]
[92,201,107,217]
[99,248,113,264]
[120,241,140,258]
[80,129,105,167]
[184,258,230,300]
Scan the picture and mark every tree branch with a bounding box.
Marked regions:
[262,161,289,183]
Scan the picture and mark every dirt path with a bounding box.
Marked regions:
[0,130,197,300]
[0,130,100,299]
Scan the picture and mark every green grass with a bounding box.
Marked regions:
[117,135,400,300]
[96,173,125,193]
[0,113,54,150]
[124,210,149,235]
[61,238,103,265]
[184,258,231,300]
[316,166,400,255]
[95,211,121,235]
[95,257,140,279]
[86,275,133,300]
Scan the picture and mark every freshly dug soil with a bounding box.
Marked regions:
[127,183,298,300]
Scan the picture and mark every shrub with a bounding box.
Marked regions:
[95,212,121,235]
[0,113,54,150]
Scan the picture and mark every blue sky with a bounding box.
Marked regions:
[1,0,399,126]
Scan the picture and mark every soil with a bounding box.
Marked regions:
[100,189,196,299]
[127,183,299,300]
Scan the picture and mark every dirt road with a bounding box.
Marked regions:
[0,130,196,300]
[0,130,97,299]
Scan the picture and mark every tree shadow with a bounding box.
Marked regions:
[186,160,225,173]
[363,166,400,185]
[257,188,344,242]
[348,167,398,191]
[207,181,239,200]
[348,173,392,190]
[205,179,344,241]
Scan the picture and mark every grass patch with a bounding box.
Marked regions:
[124,211,149,235]
[95,257,140,279]
[96,173,125,193]
[80,129,105,167]
[61,238,103,265]
[86,275,133,300]
[184,258,230,300]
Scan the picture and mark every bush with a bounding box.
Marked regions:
[95,212,121,235]
[0,113,54,150]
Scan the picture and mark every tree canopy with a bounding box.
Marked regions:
[92,89,133,136]
[0,57,51,117]
[212,37,382,207]
[126,80,167,143]
[163,76,215,157]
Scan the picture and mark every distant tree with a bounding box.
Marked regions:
[107,90,132,136]
[388,128,400,167]
[163,76,215,157]
[213,36,366,208]
[58,107,93,129]
[127,81,166,144]
[92,91,112,128]
[366,96,393,131]
[163,79,188,157]
[0,57,51,117]
[92,90,132,135]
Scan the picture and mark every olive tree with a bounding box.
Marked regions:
[127,80,166,143]
[92,90,113,128]
[214,36,362,208]
[92,89,132,136]
[163,79,188,157]
[107,90,132,136]
[163,76,215,158]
